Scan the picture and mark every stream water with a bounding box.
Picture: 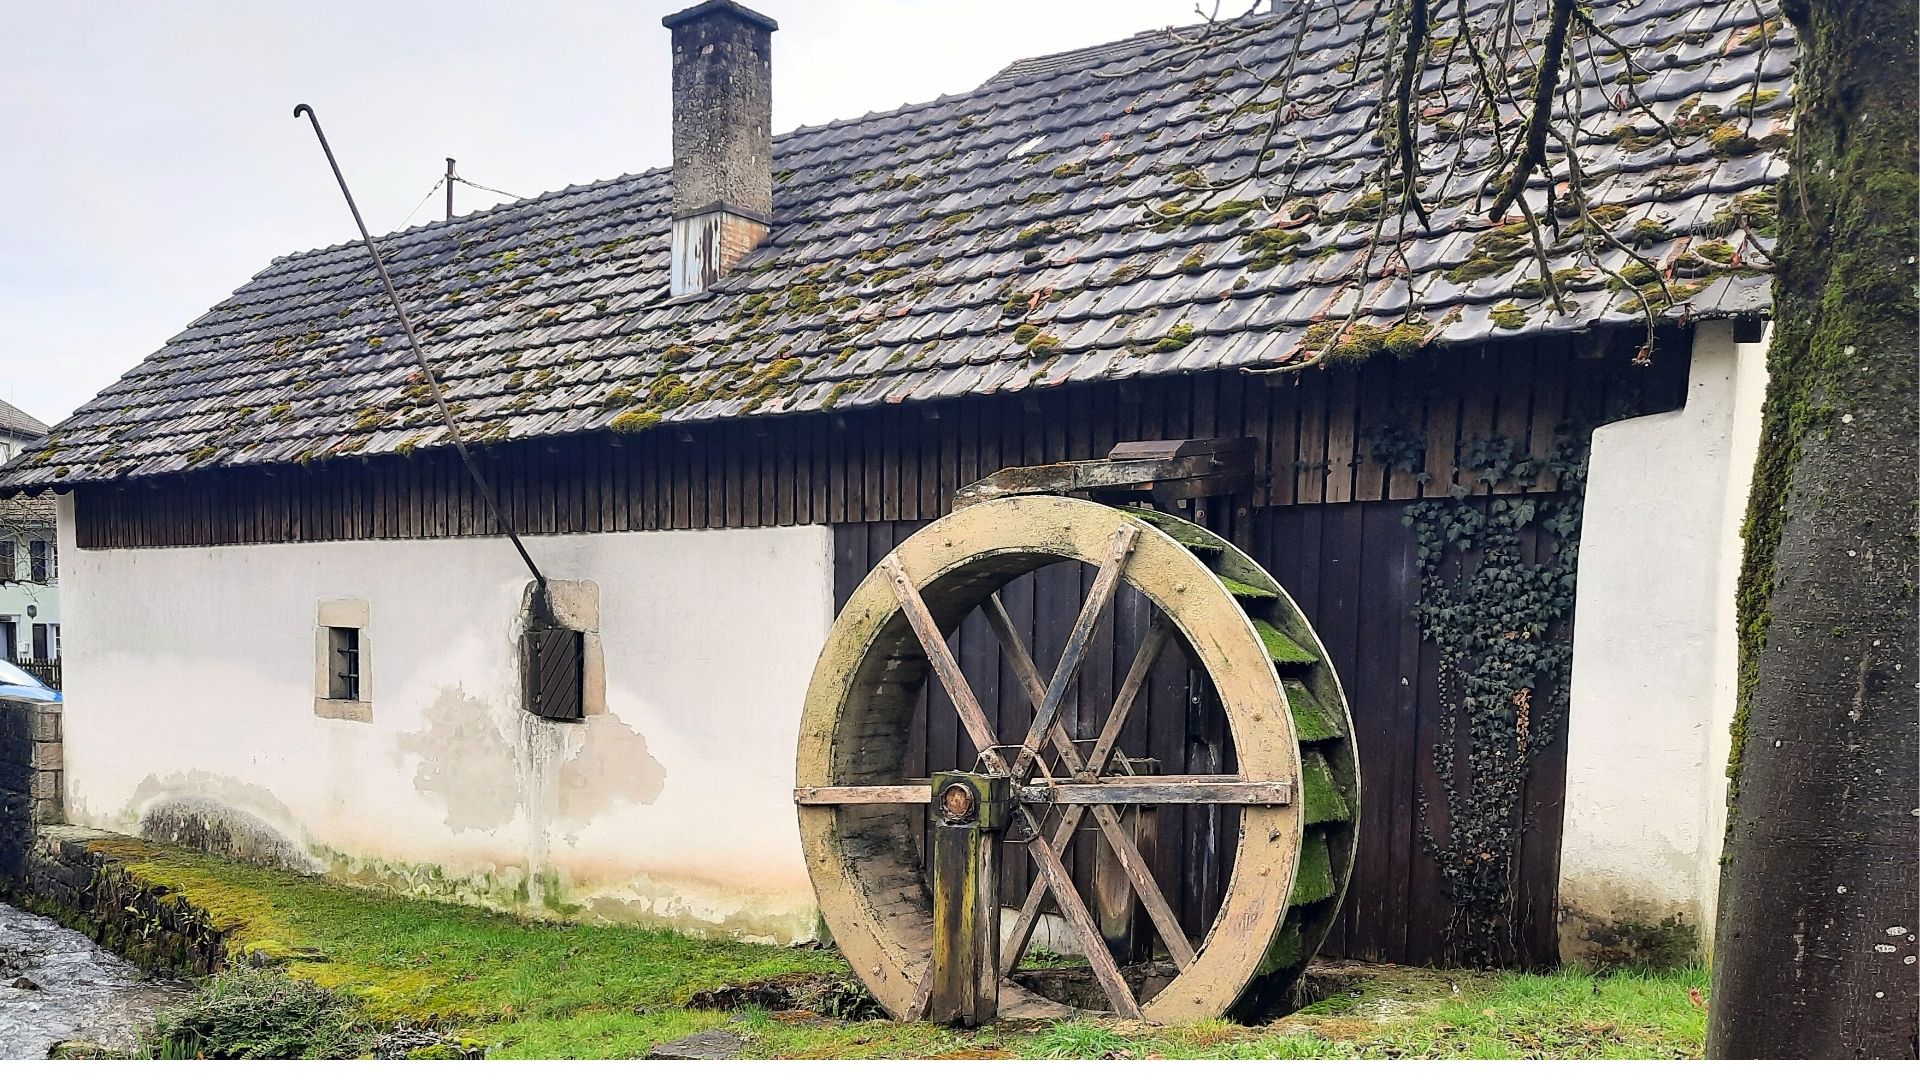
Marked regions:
[0,900,190,1059]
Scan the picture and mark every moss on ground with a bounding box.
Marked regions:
[89,837,1709,1060]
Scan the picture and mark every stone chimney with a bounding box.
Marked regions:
[663,0,778,296]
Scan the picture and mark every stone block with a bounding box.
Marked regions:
[29,769,62,800]
[31,741,62,770]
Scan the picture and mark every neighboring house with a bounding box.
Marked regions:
[0,398,60,672]
[0,398,50,467]
[0,1,1789,965]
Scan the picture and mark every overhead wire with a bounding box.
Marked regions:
[451,175,526,204]
[396,175,448,230]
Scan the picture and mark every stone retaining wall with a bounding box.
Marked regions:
[8,825,227,976]
[1,699,64,881]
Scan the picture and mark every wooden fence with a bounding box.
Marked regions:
[17,659,60,691]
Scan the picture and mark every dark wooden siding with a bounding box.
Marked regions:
[832,495,1573,969]
[1253,501,1570,967]
[72,334,1689,549]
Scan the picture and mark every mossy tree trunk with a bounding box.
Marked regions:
[1707,0,1918,1060]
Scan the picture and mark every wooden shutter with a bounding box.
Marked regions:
[524,628,585,721]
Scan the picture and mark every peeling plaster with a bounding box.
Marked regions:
[556,715,666,825]
[396,687,520,834]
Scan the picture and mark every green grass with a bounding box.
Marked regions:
[90,836,1709,1059]
[86,837,841,1058]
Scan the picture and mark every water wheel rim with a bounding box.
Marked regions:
[796,495,1311,1023]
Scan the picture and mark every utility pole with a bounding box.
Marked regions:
[445,157,456,219]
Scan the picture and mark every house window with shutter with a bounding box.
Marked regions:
[519,580,603,723]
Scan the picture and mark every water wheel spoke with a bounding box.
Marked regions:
[1085,621,1171,774]
[1031,776,1292,804]
[1008,524,1139,780]
[1017,819,1143,1019]
[984,595,1049,709]
[985,597,1165,783]
[990,601,1195,974]
[1085,803,1194,967]
[984,596,1102,784]
[879,553,1009,773]
[999,802,1085,976]
[793,784,929,804]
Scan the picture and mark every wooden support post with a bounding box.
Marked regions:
[928,771,1008,1027]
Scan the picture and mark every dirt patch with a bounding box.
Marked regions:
[685,972,887,1021]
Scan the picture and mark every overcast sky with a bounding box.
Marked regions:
[0,0,1198,426]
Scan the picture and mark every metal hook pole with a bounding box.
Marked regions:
[292,104,549,606]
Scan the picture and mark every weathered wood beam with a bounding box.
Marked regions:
[928,772,1007,1027]
[878,553,1009,774]
[1008,524,1139,779]
[1025,778,1293,804]
[952,438,1257,507]
[793,785,930,804]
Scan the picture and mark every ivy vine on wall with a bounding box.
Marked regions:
[1371,422,1589,967]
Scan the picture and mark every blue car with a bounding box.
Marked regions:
[0,658,60,703]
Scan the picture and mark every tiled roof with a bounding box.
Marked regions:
[0,494,55,528]
[0,0,1791,490]
[0,400,47,439]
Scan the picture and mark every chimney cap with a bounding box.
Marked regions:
[662,0,779,33]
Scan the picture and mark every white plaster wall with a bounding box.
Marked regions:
[1558,322,1770,959]
[52,497,835,943]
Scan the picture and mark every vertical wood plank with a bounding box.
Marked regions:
[1266,375,1298,507]
[1323,365,1358,504]
[1385,355,1430,501]
[1420,358,1461,499]
[1294,368,1328,504]
[1350,359,1390,502]
[1454,347,1499,496]
[860,413,882,523]
[1490,343,1536,495]
[1527,342,1567,495]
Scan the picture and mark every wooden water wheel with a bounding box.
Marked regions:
[794,493,1359,1023]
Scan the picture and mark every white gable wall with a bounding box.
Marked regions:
[52,501,835,943]
[1558,321,1771,963]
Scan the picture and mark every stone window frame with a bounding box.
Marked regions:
[314,598,373,722]
[530,580,606,720]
